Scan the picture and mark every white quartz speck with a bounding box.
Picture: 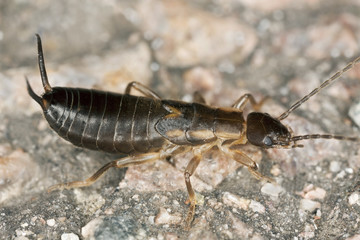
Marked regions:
[300,199,320,212]
[349,192,360,205]
[329,161,341,173]
[249,200,265,214]
[61,233,79,240]
[222,192,250,210]
[46,219,56,227]
[261,183,284,198]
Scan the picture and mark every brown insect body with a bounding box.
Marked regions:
[27,34,360,229]
[28,85,247,154]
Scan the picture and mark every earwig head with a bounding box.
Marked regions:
[246,56,360,148]
[26,34,53,111]
[246,112,291,148]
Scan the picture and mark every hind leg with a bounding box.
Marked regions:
[48,152,161,192]
[192,91,206,104]
[125,81,161,99]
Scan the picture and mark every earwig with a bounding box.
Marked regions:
[27,34,360,229]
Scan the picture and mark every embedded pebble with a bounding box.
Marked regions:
[21,223,28,228]
[132,194,140,202]
[61,233,79,240]
[335,170,346,180]
[148,216,155,225]
[300,199,321,212]
[270,164,281,176]
[348,192,360,205]
[207,198,223,210]
[304,188,326,200]
[46,219,56,227]
[249,200,265,214]
[195,192,205,206]
[15,228,34,239]
[329,161,341,173]
[315,209,322,218]
[154,207,182,225]
[81,218,103,239]
[261,183,285,198]
[222,192,250,210]
[299,184,326,200]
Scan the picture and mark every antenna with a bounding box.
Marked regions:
[278,56,360,121]
[291,134,360,142]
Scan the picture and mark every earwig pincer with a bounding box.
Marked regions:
[27,34,360,228]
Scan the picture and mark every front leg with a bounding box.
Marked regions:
[219,144,273,183]
[232,149,274,183]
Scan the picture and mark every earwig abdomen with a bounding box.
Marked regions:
[42,87,167,154]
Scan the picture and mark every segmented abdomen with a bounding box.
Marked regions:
[44,87,165,154]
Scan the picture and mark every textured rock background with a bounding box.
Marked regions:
[1,0,360,239]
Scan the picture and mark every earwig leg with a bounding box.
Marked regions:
[232,150,274,183]
[232,94,268,111]
[48,161,117,192]
[193,91,206,104]
[184,154,202,229]
[125,81,161,99]
[48,152,160,192]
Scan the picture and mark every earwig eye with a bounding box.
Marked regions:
[263,136,273,146]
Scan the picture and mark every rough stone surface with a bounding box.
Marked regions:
[1,0,360,239]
